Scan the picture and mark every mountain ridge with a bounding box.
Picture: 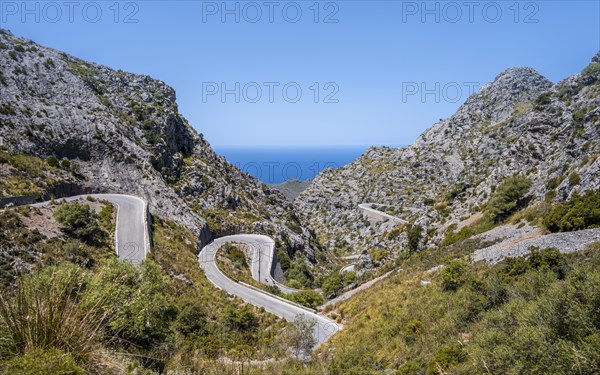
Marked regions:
[0,29,321,264]
[295,51,600,256]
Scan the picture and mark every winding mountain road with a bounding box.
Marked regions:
[358,203,407,224]
[31,194,150,264]
[198,235,340,346]
[226,234,299,295]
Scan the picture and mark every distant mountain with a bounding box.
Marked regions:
[270,179,311,201]
[296,53,600,254]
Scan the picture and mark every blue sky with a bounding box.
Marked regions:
[2,1,599,146]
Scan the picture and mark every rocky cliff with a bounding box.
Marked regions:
[296,53,600,256]
[0,29,318,261]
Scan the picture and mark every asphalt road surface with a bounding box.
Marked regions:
[198,235,341,346]
[31,194,149,264]
[358,203,407,224]
[224,234,299,295]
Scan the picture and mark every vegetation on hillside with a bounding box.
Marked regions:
[443,175,532,246]
[0,213,295,373]
[311,244,600,374]
[54,202,108,246]
[543,189,600,232]
[0,151,79,199]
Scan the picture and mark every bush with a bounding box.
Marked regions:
[47,156,59,168]
[427,346,467,374]
[284,258,313,289]
[321,273,344,297]
[440,259,470,291]
[387,226,402,240]
[54,202,106,245]
[404,319,425,343]
[3,348,84,375]
[88,260,177,348]
[568,172,581,186]
[486,175,532,222]
[223,304,258,332]
[286,290,325,308]
[406,224,423,253]
[442,218,495,246]
[343,270,356,285]
[285,314,317,358]
[222,243,246,268]
[535,92,552,106]
[543,190,600,232]
[276,246,291,271]
[501,247,567,279]
[404,319,425,335]
[60,159,71,170]
[466,252,600,374]
[173,299,207,338]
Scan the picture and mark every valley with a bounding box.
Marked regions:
[0,28,599,374]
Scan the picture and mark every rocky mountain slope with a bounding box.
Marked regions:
[0,29,319,262]
[296,53,600,256]
[270,179,311,201]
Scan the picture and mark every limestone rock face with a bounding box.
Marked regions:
[0,29,317,261]
[296,53,600,253]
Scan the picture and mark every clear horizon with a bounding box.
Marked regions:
[2,1,598,147]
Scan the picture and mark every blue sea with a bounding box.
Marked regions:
[213,146,369,184]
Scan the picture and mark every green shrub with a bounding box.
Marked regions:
[535,92,552,106]
[427,346,467,374]
[486,175,532,222]
[543,190,600,232]
[466,251,600,374]
[501,247,567,279]
[371,248,387,262]
[223,304,258,332]
[321,272,344,297]
[60,159,71,170]
[46,156,59,168]
[406,224,423,253]
[88,260,177,349]
[404,319,425,343]
[222,243,246,268]
[173,299,207,338]
[276,246,291,271]
[568,172,581,186]
[54,202,106,245]
[284,258,313,288]
[440,259,470,291]
[387,226,402,240]
[404,319,425,335]
[286,290,325,308]
[3,348,84,375]
[546,176,562,190]
[442,218,495,246]
[343,270,357,285]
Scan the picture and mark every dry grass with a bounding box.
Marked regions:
[0,264,117,372]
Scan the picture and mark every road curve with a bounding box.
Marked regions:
[223,234,299,295]
[198,235,341,347]
[31,194,150,264]
[358,203,407,224]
